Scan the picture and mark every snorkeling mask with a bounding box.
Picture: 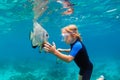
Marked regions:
[61,33,70,41]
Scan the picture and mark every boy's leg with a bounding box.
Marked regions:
[79,75,83,80]
[82,70,93,80]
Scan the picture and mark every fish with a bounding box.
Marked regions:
[30,21,49,53]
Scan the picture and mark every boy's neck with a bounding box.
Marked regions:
[70,38,77,44]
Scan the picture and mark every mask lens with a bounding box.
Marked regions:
[61,33,69,41]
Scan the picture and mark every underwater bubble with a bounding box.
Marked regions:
[106,8,117,13]
[116,16,119,19]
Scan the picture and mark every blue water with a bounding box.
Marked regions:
[0,0,120,80]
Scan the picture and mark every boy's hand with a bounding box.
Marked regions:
[44,42,57,54]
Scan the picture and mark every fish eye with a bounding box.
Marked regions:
[46,34,48,37]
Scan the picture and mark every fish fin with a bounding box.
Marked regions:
[30,31,33,40]
[39,42,45,53]
[39,46,42,53]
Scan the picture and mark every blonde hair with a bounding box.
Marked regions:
[62,24,82,41]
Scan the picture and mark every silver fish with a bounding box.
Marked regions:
[30,21,49,53]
